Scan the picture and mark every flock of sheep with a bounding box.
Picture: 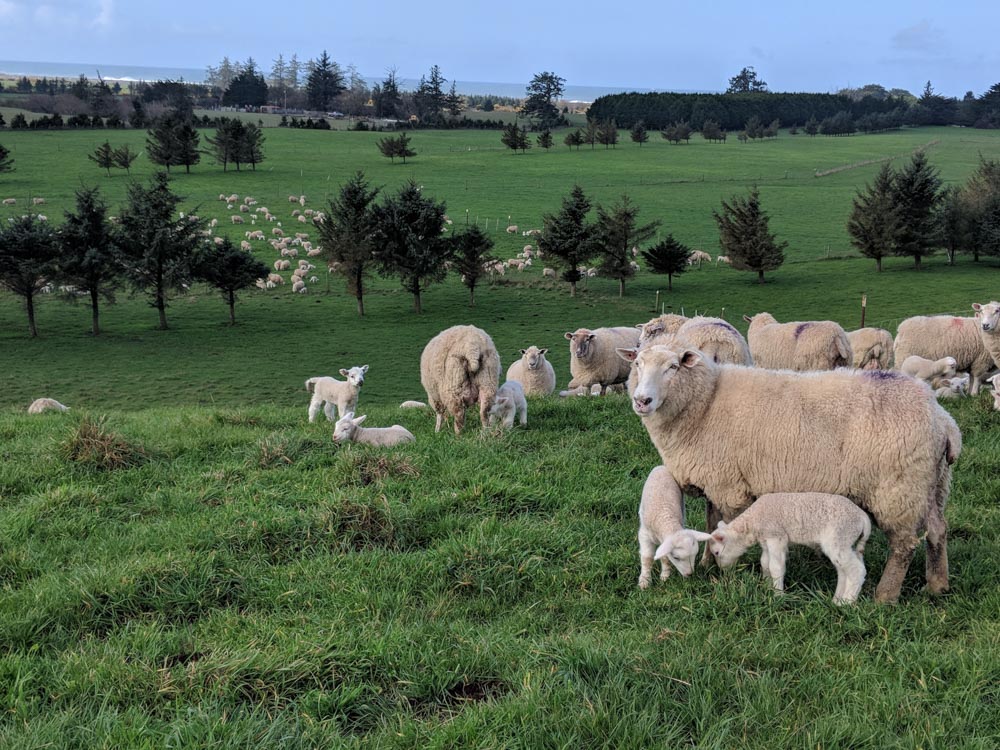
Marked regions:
[301,299,999,605]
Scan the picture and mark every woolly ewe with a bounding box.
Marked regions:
[27,398,69,414]
[847,327,894,370]
[420,325,501,435]
[564,326,640,395]
[743,312,852,371]
[638,466,712,588]
[894,312,993,395]
[506,346,556,396]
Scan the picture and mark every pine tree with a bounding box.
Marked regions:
[174,122,201,173]
[240,123,265,171]
[193,238,269,325]
[445,82,463,117]
[892,151,942,270]
[395,133,415,163]
[112,144,138,175]
[0,142,15,173]
[630,120,648,146]
[523,71,565,129]
[582,120,599,149]
[563,130,583,149]
[598,120,619,148]
[146,115,179,172]
[961,156,1000,261]
[538,185,594,297]
[501,122,522,153]
[641,235,690,291]
[222,64,268,107]
[713,186,786,283]
[377,134,400,163]
[0,215,60,337]
[207,118,246,171]
[306,51,344,111]
[450,225,496,306]
[414,65,447,122]
[804,115,819,136]
[592,194,659,297]
[537,129,553,149]
[847,162,899,272]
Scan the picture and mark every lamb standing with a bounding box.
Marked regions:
[564,326,640,395]
[487,380,528,429]
[743,312,852,371]
[333,412,414,447]
[709,492,871,604]
[847,327,894,370]
[420,325,501,435]
[894,312,994,395]
[506,346,556,396]
[305,366,368,422]
[638,466,713,588]
[27,398,70,414]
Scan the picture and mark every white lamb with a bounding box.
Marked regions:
[305,366,368,422]
[27,398,70,414]
[333,412,414,447]
[400,400,428,409]
[487,380,528,429]
[709,492,871,604]
[638,466,712,588]
[899,355,957,383]
[506,346,556,396]
[934,375,970,399]
[989,374,1000,411]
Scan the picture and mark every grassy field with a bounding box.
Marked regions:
[1,125,1000,747]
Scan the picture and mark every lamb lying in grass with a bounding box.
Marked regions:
[709,492,871,604]
[399,400,428,409]
[487,380,527,429]
[934,375,969,399]
[333,412,414,446]
[638,466,712,588]
[899,355,958,383]
[27,398,70,414]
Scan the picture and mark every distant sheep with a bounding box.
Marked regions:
[542,267,556,279]
[2,198,15,206]
[420,325,501,434]
[638,466,712,588]
[847,327,894,370]
[27,398,69,414]
[305,366,368,422]
[506,225,518,234]
[333,412,414,447]
[32,197,46,205]
[506,346,556,396]
[743,312,852,371]
[487,380,528,429]
[231,215,244,224]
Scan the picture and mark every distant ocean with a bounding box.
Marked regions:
[0,59,701,103]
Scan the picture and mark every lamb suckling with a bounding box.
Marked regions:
[487,380,528,429]
[743,312,852,371]
[420,325,501,435]
[894,312,993,395]
[847,327,894,370]
[899,355,958,383]
[618,344,961,603]
[709,492,872,604]
[564,326,640,395]
[333,412,414,446]
[638,466,712,588]
[506,346,556,396]
[27,398,70,414]
[305,366,368,422]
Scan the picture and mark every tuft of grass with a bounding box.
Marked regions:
[58,415,148,471]
[339,452,421,486]
[253,431,321,468]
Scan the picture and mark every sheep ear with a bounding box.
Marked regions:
[353,415,367,425]
[339,368,349,377]
[680,349,702,368]
[653,540,673,560]
[564,332,574,340]
[689,530,714,542]
[539,348,548,356]
[716,520,728,529]
[972,303,983,313]
[361,365,369,373]
[586,334,596,341]
[742,314,752,323]
[616,347,639,363]
[711,531,726,542]
[634,324,644,330]
[519,349,527,355]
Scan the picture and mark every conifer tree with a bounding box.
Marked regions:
[713,186,786,283]
[450,225,496,307]
[112,144,138,175]
[847,162,899,272]
[193,238,269,325]
[630,120,648,146]
[538,185,594,297]
[306,51,345,111]
[891,151,942,269]
[0,143,12,173]
[592,194,659,296]
[0,215,60,337]
[537,129,553,149]
[641,235,690,290]
[146,115,179,171]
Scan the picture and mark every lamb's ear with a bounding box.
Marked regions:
[679,349,702,368]
[715,520,728,529]
[742,314,752,323]
[339,368,349,377]
[539,348,548,356]
[342,411,354,421]
[689,530,714,542]
[361,365,369,374]
[564,332,574,340]
[653,540,673,560]
[616,347,639,363]
[711,531,726,542]
[634,324,645,330]
[353,414,367,425]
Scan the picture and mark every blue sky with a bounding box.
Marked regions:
[1,0,997,96]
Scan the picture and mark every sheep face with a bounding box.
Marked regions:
[487,395,510,425]
[973,301,1000,332]
[333,412,366,442]
[339,365,369,388]
[655,530,714,577]
[708,522,754,569]
[564,329,596,359]
[619,345,702,417]
[520,346,547,370]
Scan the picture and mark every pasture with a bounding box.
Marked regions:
[1,124,1000,747]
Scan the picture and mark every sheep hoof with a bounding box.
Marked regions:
[638,576,651,590]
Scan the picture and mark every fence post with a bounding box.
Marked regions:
[860,294,867,328]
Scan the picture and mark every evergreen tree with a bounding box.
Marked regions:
[538,185,594,297]
[0,215,60,337]
[726,66,768,93]
[193,238,269,325]
[445,82,463,117]
[937,185,968,266]
[450,225,496,306]
[240,123,265,171]
[129,98,147,129]
[892,151,942,269]
[222,64,268,107]
[306,51,345,111]
[804,115,820,136]
[847,162,899,272]
[563,129,583,149]
[0,143,14,173]
[207,118,246,171]
[88,140,115,177]
[630,120,649,146]
[959,156,1000,261]
[414,65,447,121]
[174,121,201,173]
[713,186,786,283]
[500,123,530,153]
[592,194,659,297]
[582,120,599,149]
[641,235,690,291]
[269,53,288,107]
[112,144,138,175]
[316,170,381,316]
[598,120,619,148]
[537,129,553,149]
[701,119,724,142]
[115,172,207,329]
[57,187,121,335]
[287,54,302,91]
[523,71,565,128]
[372,180,450,313]
[373,68,402,118]
[146,114,179,171]
[377,134,400,163]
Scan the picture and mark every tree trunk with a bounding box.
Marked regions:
[668,274,673,291]
[914,255,922,271]
[570,280,576,297]
[228,290,236,325]
[758,270,765,284]
[974,249,980,262]
[26,291,37,338]
[155,286,168,330]
[876,256,882,272]
[356,293,365,317]
[413,289,422,314]
[185,163,190,174]
[90,288,100,336]
[619,278,624,297]
[469,286,476,307]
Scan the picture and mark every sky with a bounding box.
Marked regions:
[1,0,998,97]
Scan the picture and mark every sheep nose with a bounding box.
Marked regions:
[634,396,652,408]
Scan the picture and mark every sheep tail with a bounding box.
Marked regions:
[855,514,872,555]
[305,377,317,393]
[833,335,851,368]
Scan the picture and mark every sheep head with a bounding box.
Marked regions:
[333,412,366,442]
[655,529,714,577]
[520,346,547,370]
[339,365,369,388]
[565,329,597,359]
[708,521,753,569]
[618,345,703,417]
[973,301,1000,333]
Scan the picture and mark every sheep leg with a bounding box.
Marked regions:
[924,491,950,595]
[434,411,446,433]
[453,408,466,435]
[700,501,722,568]
[323,401,337,422]
[638,530,657,589]
[759,546,771,579]
[308,396,323,423]
[764,538,787,594]
[824,542,866,605]
[874,531,918,604]
[518,403,527,426]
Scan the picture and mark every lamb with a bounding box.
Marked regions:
[292,280,306,293]
[288,195,299,203]
[709,492,871,604]
[989,374,1000,411]
[27,398,70,414]
[743,312,852,371]
[487,380,528,429]
[899,355,958,383]
[333,412,414,447]
[305,366,368,422]
[240,240,252,251]
[847,327,894,370]
[506,346,556,396]
[420,325,501,435]
[542,267,556,279]
[564,326,640,395]
[618,343,961,603]
[934,375,970,399]
[894,312,994,395]
[638,466,713,588]
[400,400,428,409]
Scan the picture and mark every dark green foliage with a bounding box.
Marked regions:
[59,187,121,335]
[373,69,402,118]
[193,238,270,325]
[146,115,179,172]
[563,129,583,149]
[450,225,496,306]
[174,121,201,173]
[500,123,530,153]
[629,120,648,146]
[523,71,565,129]
[847,162,899,272]
[538,185,594,297]
[207,118,263,172]
[592,194,659,297]
[641,235,690,290]
[804,114,819,136]
[10,113,29,129]
[961,156,1000,260]
[819,111,856,136]
[445,82,463,117]
[536,129,553,150]
[744,115,764,140]
[597,120,619,148]
[727,66,768,93]
[223,64,269,107]
[241,123,265,171]
[0,214,60,337]
[701,119,725,142]
[0,112,6,128]
[414,65,447,122]
[582,120,599,149]
[0,142,13,173]
[377,133,416,164]
[714,186,787,283]
[129,99,147,129]
[937,185,967,265]
[372,181,450,313]
[891,151,942,269]
[112,144,138,175]
[662,121,692,144]
[306,51,344,112]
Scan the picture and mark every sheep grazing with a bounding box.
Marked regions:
[420,325,501,435]
[32,197,46,205]
[305,366,368,422]
[400,400,428,409]
[27,398,70,414]
[231,215,244,224]
[506,346,556,396]
[709,492,871,604]
[487,380,528,429]
[899,355,958,383]
[847,327,894,370]
[638,466,713,588]
[743,312,852,371]
[619,343,961,603]
[506,225,518,234]
[894,312,994,395]
[240,240,252,251]
[542,267,556,279]
[564,326,640,395]
[716,255,731,265]
[934,375,970,399]
[686,250,713,267]
[291,280,306,294]
[2,198,16,206]
[333,412,414,447]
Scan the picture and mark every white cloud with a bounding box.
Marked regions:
[891,20,945,54]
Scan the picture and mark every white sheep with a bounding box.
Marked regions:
[420,325,501,435]
[506,225,518,234]
[32,197,46,205]
[709,492,871,604]
[894,312,994,395]
[542,267,556,279]
[973,301,1000,378]
[240,240,252,252]
[716,255,731,265]
[899,355,958,383]
[686,250,713,267]
[934,375,970,399]
[27,398,69,414]
[618,343,961,603]
[305,366,368,422]
[847,327,894,370]
[487,380,528,429]
[743,312,852,371]
[231,215,244,224]
[2,198,16,206]
[989,374,1000,411]
[638,466,713,588]
[564,326,640,395]
[506,346,556,396]
[400,400,428,409]
[333,412,414,446]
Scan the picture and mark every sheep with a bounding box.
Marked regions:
[506,346,556,396]
[934,375,970,399]
[972,301,1000,375]
[687,250,713,267]
[743,312,852,371]
[716,255,731,265]
[305,366,368,422]
[267,273,283,284]
[847,327,894,370]
[231,215,244,225]
[638,466,713,588]
[899,355,958,383]
[564,326,640,395]
[487,380,528,429]
[292,280,306,293]
[542,267,556,279]
[272,228,285,237]
[894,312,994,395]
[2,198,16,206]
[296,286,308,294]
[288,195,299,203]
[239,204,250,213]
[618,343,961,603]
[637,314,689,348]
[32,197,46,205]
[240,241,252,252]
[989,374,1000,411]
[209,218,219,228]
[333,412,414,446]
[709,492,871,604]
[400,400,428,409]
[506,225,518,234]
[420,325,501,435]
[298,214,308,223]
[299,195,307,206]
[27,398,69,414]
[274,259,291,271]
